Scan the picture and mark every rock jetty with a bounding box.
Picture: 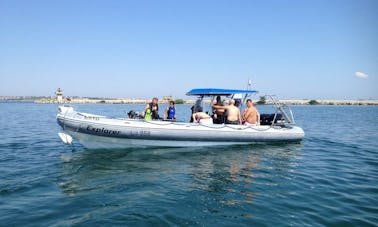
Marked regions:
[32,97,378,105]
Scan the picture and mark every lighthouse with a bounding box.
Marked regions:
[55,88,63,103]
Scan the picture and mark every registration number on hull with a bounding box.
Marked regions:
[130,130,151,137]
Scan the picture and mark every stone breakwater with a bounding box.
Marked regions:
[33,98,378,105]
[34,98,157,104]
[276,99,378,105]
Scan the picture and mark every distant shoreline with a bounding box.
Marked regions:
[1,96,377,105]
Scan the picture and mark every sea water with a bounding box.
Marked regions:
[0,103,377,226]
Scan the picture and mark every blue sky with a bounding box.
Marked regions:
[1,0,377,99]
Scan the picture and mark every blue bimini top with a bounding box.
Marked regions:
[186,88,258,96]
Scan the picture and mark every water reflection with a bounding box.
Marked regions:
[59,143,302,190]
[57,143,303,221]
[187,144,303,209]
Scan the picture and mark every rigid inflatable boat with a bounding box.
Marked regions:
[57,88,304,148]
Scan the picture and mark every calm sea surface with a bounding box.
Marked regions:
[0,103,377,226]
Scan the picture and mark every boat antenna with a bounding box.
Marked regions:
[242,78,253,105]
[246,78,252,90]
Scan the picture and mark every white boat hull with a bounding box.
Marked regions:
[63,131,256,149]
[57,106,305,149]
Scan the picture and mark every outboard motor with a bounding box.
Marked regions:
[127,110,141,119]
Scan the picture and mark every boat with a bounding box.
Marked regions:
[56,88,305,148]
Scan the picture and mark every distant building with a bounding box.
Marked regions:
[55,88,63,103]
[163,95,173,101]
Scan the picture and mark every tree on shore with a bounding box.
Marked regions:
[308,100,319,105]
[174,99,185,104]
[256,96,266,105]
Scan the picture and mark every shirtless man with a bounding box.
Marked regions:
[192,112,213,125]
[212,99,242,125]
[243,99,260,125]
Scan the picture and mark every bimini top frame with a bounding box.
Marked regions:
[186,88,258,113]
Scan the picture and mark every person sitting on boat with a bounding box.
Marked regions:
[190,100,203,122]
[212,99,242,125]
[164,101,176,120]
[234,99,241,107]
[143,97,160,120]
[192,111,213,125]
[212,95,225,124]
[242,99,260,125]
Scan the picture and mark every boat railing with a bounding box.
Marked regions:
[267,95,296,126]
